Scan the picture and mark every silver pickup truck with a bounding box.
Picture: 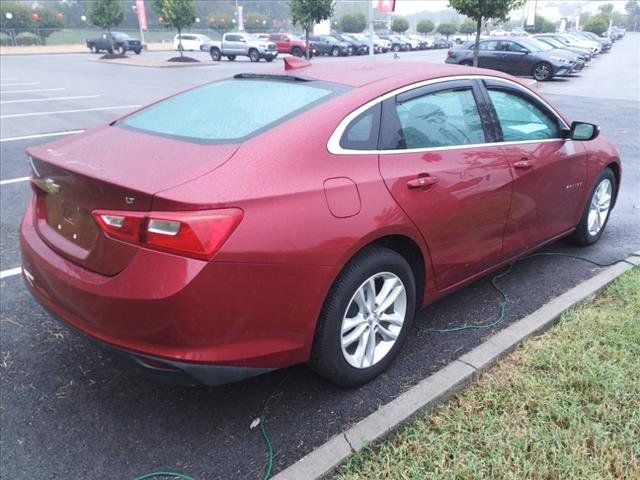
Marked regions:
[201,32,278,62]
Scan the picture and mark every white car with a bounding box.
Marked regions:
[173,34,211,51]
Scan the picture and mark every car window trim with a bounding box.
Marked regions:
[327,74,569,155]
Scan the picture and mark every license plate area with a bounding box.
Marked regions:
[42,193,98,251]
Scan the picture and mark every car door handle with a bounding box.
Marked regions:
[407,175,438,189]
[514,160,532,170]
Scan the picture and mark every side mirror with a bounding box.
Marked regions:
[568,121,599,141]
[239,38,246,43]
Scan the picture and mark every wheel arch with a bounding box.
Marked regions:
[605,161,621,208]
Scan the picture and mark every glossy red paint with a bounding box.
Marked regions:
[20,61,621,383]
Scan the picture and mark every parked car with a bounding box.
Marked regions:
[536,33,600,55]
[573,31,611,51]
[268,32,309,57]
[201,32,278,62]
[533,35,593,62]
[308,35,352,56]
[404,34,422,50]
[173,34,211,52]
[21,61,620,387]
[379,34,409,52]
[431,37,453,49]
[446,37,582,80]
[86,32,142,55]
[333,34,369,55]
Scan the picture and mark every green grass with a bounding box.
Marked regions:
[43,28,220,45]
[337,267,640,480]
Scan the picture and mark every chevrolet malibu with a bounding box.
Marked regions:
[20,60,621,387]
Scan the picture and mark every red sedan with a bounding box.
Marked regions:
[20,61,621,387]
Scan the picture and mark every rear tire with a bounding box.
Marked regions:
[90,45,98,54]
[118,45,126,55]
[532,62,553,81]
[309,246,416,387]
[567,168,616,246]
[210,47,222,61]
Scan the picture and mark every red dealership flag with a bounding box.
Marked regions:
[376,0,396,12]
[136,0,148,30]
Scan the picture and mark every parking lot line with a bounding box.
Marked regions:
[0,177,30,185]
[0,82,40,88]
[1,104,141,119]
[0,130,84,143]
[1,95,100,105]
[0,267,22,280]
[0,77,18,82]
[1,87,66,94]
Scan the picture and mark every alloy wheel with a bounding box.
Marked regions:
[587,178,612,236]
[340,272,407,369]
[534,63,551,80]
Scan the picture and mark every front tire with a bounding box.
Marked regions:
[90,45,98,54]
[567,168,616,246]
[134,48,141,55]
[532,62,553,81]
[118,45,126,55]
[309,246,416,387]
[393,44,400,52]
[210,47,222,61]
[249,49,260,62]
[291,46,303,57]
[331,46,340,57]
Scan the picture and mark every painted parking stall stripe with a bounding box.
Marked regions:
[0,177,30,186]
[0,129,85,143]
[1,88,66,94]
[1,95,101,105]
[0,267,22,280]
[1,104,141,119]
[0,82,39,88]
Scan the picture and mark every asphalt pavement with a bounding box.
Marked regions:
[1,35,639,479]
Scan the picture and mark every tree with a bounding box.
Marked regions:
[391,16,410,33]
[289,0,334,59]
[583,13,610,36]
[0,1,64,44]
[449,0,525,67]
[245,11,268,32]
[532,15,556,33]
[33,7,65,43]
[87,0,124,53]
[417,19,435,34]
[599,3,615,15]
[626,0,640,31]
[459,19,476,38]
[152,0,196,57]
[339,12,366,33]
[436,22,458,39]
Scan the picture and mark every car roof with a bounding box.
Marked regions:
[271,60,517,88]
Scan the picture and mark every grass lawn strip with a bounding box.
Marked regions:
[337,267,640,480]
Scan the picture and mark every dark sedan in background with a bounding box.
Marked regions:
[333,34,369,55]
[308,35,352,56]
[533,35,593,63]
[446,37,583,81]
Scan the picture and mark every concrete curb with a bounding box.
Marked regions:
[273,255,639,480]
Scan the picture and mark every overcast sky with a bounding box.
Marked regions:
[392,0,628,15]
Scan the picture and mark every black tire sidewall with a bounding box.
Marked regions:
[210,48,221,61]
[249,49,259,62]
[309,246,416,387]
[569,168,616,246]
[292,47,302,57]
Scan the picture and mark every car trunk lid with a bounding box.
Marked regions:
[27,125,238,276]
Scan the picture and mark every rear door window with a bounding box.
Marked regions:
[392,87,485,149]
[120,79,341,143]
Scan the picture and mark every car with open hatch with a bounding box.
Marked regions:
[21,58,621,387]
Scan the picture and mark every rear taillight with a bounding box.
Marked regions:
[93,208,243,260]
[447,49,455,57]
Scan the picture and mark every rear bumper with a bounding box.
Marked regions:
[20,197,336,381]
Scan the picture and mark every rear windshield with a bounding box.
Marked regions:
[119,79,336,143]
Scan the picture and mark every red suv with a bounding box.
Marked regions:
[20,61,621,387]
[268,32,308,57]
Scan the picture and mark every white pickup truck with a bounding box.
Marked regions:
[201,32,278,62]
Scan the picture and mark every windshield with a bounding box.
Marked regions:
[120,79,336,143]
[537,36,564,49]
